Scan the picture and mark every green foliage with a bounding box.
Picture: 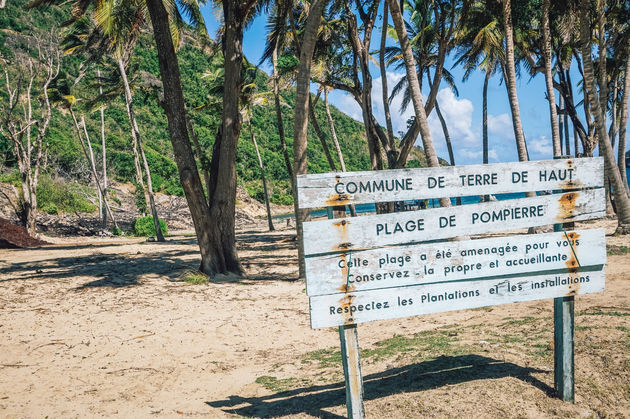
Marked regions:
[180,270,209,285]
[132,215,167,237]
[36,175,97,214]
[41,203,59,215]
[0,0,431,210]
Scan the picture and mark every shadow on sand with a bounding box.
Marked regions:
[207,354,553,418]
[1,230,300,287]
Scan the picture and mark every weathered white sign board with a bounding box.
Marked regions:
[309,269,605,328]
[297,157,606,412]
[297,157,604,208]
[302,189,605,255]
[305,229,606,297]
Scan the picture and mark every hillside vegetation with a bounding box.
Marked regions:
[0,0,431,211]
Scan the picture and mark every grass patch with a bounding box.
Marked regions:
[577,308,630,317]
[607,245,630,255]
[500,316,537,327]
[255,376,308,393]
[180,270,209,285]
[301,347,341,368]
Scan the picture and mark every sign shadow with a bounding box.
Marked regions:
[206,354,553,418]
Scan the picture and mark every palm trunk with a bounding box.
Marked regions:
[501,0,529,162]
[324,89,346,172]
[98,67,108,227]
[146,0,242,276]
[272,39,293,184]
[379,1,395,147]
[308,94,336,171]
[117,58,147,214]
[387,0,449,207]
[293,0,327,278]
[81,115,103,219]
[324,88,356,216]
[70,111,117,228]
[138,141,165,241]
[542,0,562,157]
[117,58,163,240]
[249,121,274,231]
[579,0,630,233]
[618,55,630,195]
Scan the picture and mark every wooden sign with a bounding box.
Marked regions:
[309,269,605,329]
[297,157,603,208]
[303,189,605,256]
[305,229,606,297]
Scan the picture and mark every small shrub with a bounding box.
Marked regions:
[181,270,209,285]
[37,175,97,214]
[112,227,123,236]
[132,216,168,237]
[41,203,58,215]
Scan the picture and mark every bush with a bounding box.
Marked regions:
[37,175,97,214]
[41,203,59,215]
[132,216,168,237]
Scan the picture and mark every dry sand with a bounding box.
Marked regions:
[0,218,629,418]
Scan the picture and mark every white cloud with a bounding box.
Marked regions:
[529,135,553,158]
[488,113,514,139]
[427,89,477,146]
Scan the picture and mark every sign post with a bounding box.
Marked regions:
[296,158,605,416]
[553,156,576,402]
[329,206,365,418]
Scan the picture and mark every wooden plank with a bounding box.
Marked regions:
[339,324,364,418]
[554,296,575,402]
[309,269,605,329]
[327,204,365,419]
[302,189,606,256]
[305,229,605,296]
[297,158,604,208]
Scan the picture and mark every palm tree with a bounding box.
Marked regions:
[453,3,503,168]
[293,0,327,278]
[578,0,630,233]
[387,0,449,207]
[541,0,561,157]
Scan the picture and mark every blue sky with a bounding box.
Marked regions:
[200,6,628,167]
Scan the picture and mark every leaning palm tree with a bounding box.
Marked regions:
[578,0,630,233]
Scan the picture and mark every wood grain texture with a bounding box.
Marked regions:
[305,229,605,296]
[303,189,605,256]
[309,269,605,329]
[297,158,603,208]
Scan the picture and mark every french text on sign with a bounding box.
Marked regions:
[297,157,603,208]
[302,189,605,256]
[304,229,605,296]
[309,269,605,329]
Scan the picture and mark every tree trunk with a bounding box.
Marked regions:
[98,67,108,227]
[501,0,529,162]
[293,0,327,278]
[146,0,243,276]
[249,121,274,231]
[542,0,562,157]
[379,1,395,147]
[272,38,293,184]
[387,0,449,207]
[579,0,630,233]
[81,115,103,219]
[618,55,630,195]
[308,94,336,171]
[138,140,165,241]
[70,111,117,229]
[117,58,147,214]
[483,70,490,165]
[117,57,163,240]
[324,88,346,172]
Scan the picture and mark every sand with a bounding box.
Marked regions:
[0,218,629,418]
